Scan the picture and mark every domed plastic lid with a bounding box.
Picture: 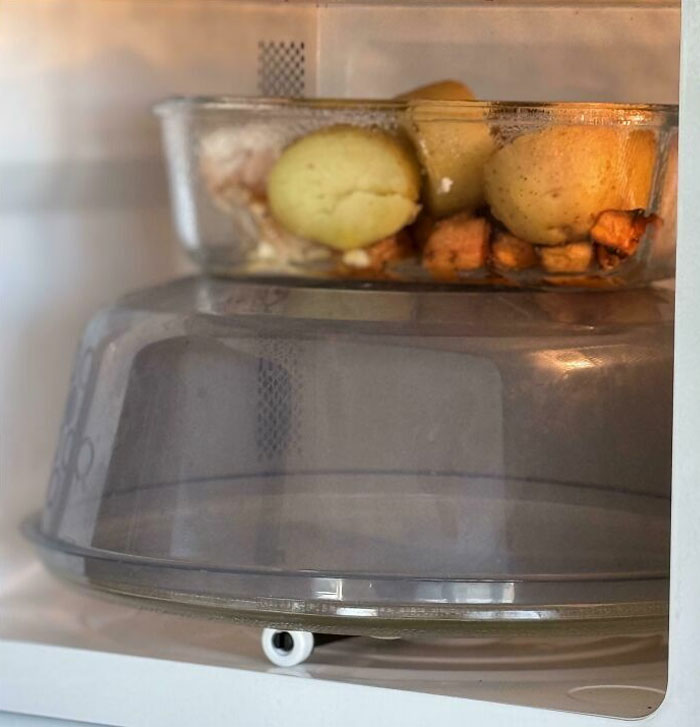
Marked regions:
[27,277,673,635]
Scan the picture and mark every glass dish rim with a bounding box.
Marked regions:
[154,95,678,125]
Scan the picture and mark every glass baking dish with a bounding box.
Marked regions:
[156,97,678,289]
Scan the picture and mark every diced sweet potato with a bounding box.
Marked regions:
[491,231,538,272]
[590,209,658,256]
[422,213,490,280]
[538,242,593,274]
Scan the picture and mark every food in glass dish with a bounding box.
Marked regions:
[158,84,676,287]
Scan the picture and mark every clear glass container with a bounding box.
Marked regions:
[27,277,673,635]
[156,98,678,289]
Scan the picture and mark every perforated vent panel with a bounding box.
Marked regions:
[256,340,304,463]
[258,40,306,97]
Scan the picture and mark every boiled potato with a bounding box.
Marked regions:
[484,126,656,245]
[398,80,476,102]
[267,125,420,250]
[402,81,496,219]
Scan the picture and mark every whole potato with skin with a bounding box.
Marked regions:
[484,127,656,245]
[402,81,496,219]
[267,125,420,251]
[398,80,476,102]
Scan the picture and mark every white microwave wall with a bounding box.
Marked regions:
[316,4,680,101]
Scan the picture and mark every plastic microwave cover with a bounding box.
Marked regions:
[28,277,673,633]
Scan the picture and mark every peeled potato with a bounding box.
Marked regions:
[402,80,496,219]
[267,125,420,251]
[484,126,657,245]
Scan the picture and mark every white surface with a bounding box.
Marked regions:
[0,714,105,727]
[317,4,680,101]
[0,563,669,718]
[0,640,671,727]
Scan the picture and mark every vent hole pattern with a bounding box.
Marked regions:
[256,340,304,463]
[258,41,306,97]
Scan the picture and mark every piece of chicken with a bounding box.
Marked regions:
[490,231,538,272]
[538,242,593,274]
[422,213,490,280]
